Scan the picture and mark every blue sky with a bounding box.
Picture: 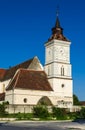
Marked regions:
[0,0,85,101]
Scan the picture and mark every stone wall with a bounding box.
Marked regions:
[6,104,81,114]
[6,105,34,113]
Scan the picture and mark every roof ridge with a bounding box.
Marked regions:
[6,69,20,90]
[2,57,35,81]
[13,69,21,89]
[7,57,34,70]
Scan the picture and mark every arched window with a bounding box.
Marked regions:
[61,66,64,76]
[63,67,64,76]
[37,96,52,106]
[61,84,64,88]
[23,98,27,103]
[61,67,62,76]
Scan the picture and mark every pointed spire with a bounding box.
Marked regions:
[52,7,63,34]
[55,6,61,28]
[52,15,63,36]
[48,10,69,42]
[55,16,61,28]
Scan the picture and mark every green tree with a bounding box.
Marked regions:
[73,94,80,105]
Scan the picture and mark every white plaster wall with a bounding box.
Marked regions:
[0,82,3,93]
[53,62,72,78]
[5,90,14,104]
[44,39,73,106]
[0,80,10,93]
[45,40,71,64]
[44,39,72,79]
[5,88,73,107]
[48,78,73,97]
[45,62,72,78]
[48,78,73,106]
[45,42,54,64]
[5,89,56,105]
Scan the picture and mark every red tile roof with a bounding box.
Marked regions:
[80,101,85,106]
[0,69,6,80]
[1,58,33,81]
[6,69,53,91]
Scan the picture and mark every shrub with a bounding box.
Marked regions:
[52,107,67,120]
[33,105,49,119]
[16,112,23,120]
[80,107,85,119]
[24,113,33,120]
[67,112,79,120]
[0,102,8,117]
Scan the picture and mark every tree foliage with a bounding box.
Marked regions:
[73,94,80,105]
[80,107,85,118]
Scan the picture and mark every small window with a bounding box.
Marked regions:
[23,98,27,103]
[61,84,64,88]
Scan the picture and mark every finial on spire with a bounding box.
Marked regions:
[55,6,60,28]
[56,5,59,17]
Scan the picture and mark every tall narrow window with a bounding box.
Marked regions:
[63,67,64,76]
[61,66,64,76]
[48,66,50,76]
[61,67,62,76]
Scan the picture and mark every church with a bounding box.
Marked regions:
[0,14,73,113]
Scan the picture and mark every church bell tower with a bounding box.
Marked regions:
[44,14,73,107]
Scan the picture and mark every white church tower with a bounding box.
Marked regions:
[44,15,73,107]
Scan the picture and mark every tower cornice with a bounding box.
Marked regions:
[45,39,71,47]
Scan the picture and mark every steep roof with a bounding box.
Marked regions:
[6,69,53,91]
[1,58,34,81]
[1,56,43,81]
[55,17,61,28]
[80,101,85,106]
[0,69,6,81]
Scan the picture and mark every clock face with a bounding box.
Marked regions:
[59,47,67,61]
[59,47,65,58]
[54,47,69,61]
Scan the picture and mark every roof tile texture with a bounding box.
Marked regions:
[6,69,53,91]
[1,58,33,81]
